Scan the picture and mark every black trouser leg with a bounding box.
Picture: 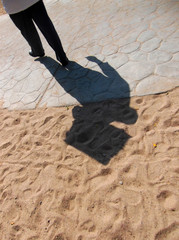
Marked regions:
[10,10,44,55]
[30,0,67,62]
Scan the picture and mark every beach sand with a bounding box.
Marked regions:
[0,87,179,240]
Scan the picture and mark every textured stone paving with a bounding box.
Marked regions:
[0,0,179,110]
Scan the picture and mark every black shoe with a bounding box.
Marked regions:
[57,55,69,67]
[29,50,45,58]
[61,58,69,67]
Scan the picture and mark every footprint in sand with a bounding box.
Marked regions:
[155,222,179,240]
[61,193,76,211]
[79,219,96,232]
[157,190,179,211]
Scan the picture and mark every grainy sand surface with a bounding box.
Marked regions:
[0,88,179,240]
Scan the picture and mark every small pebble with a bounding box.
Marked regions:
[119,181,123,185]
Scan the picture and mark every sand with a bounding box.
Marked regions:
[0,87,179,240]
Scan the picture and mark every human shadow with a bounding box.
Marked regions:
[36,56,138,164]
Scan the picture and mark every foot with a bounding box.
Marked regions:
[57,55,69,67]
[29,50,45,58]
[61,57,69,67]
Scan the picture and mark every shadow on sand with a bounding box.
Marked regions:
[36,56,138,164]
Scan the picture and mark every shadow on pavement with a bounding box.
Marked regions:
[36,56,138,164]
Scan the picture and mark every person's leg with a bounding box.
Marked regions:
[29,0,68,65]
[10,10,44,56]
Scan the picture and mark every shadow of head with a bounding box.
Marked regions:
[65,98,137,165]
[36,56,138,164]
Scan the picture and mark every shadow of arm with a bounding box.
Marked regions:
[87,56,118,78]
